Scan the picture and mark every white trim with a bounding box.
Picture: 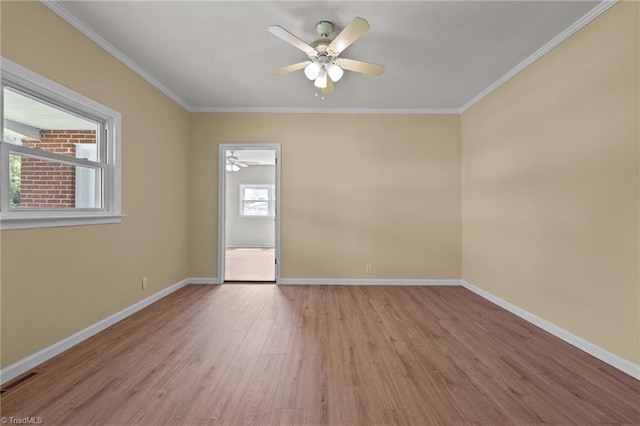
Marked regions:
[40,1,190,112]
[461,280,640,380]
[217,146,225,284]
[274,148,282,281]
[0,214,123,230]
[226,244,275,249]
[277,278,462,286]
[186,277,219,285]
[190,107,461,115]
[459,0,618,113]
[0,278,190,385]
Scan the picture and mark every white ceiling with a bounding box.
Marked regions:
[50,1,604,112]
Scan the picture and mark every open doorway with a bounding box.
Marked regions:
[218,144,280,283]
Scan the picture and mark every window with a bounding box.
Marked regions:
[240,184,275,217]
[1,58,121,229]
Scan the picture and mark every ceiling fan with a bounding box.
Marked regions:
[268,17,385,95]
[226,151,258,172]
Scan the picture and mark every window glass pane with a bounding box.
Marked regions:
[243,200,269,216]
[10,153,101,209]
[2,87,99,160]
[243,187,269,201]
[9,153,21,207]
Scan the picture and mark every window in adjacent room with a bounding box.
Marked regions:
[239,184,275,218]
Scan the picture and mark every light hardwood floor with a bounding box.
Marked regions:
[2,284,639,425]
[225,248,275,282]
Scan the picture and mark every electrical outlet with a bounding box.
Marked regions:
[365,265,372,274]
[142,276,148,289]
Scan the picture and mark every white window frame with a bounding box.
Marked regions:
[0,58,122,230]
[239,184,275,218]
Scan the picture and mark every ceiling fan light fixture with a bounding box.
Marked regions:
[327,63,344,82]
[304,62,321,80]
[232,164,240,172]
[269,17,384,96]
[314,69,328,88]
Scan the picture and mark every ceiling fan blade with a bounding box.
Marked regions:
[237,163,249,168]
[321,78,334,95]
[328,17,370,55]
[336,58,385,76]
[268,26,315,54]
[270,61,312,76]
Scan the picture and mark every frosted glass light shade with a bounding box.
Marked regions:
[304,62,321,80]
[314,69,328,88]
[327,64,343,82]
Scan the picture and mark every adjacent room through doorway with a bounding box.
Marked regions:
[221,147,279,282]
[225,247,275,281]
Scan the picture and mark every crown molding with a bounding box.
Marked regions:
[189,107,461,115]
[459,0,618,113]
[41,0,617,115]
[40,0,191,111]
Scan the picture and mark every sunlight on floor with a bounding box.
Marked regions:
[225,247,275,281]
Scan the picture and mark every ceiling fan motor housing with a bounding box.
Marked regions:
[311,21,334,54]
[315,21,334,38]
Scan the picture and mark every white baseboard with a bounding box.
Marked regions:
[461,280,640,380]
[277,278,461,286]
[0,278,191,385]
[187,277,220,285]
[226,245,275,249]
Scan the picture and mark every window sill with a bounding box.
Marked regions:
[0,214,125,230]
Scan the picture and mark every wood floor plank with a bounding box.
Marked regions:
[270,327,305,410]
[191,318,274,421]
[219,353,284,424]
[2,284,639,425]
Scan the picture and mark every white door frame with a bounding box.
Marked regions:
[218,144,281,283]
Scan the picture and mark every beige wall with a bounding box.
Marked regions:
[189,114,461,280]
[461,2,640,364]
[0,2,191,367]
